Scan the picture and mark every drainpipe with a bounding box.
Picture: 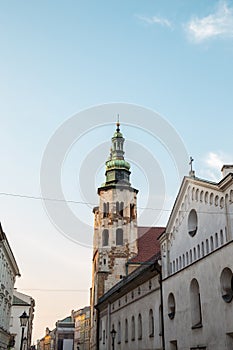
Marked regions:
[154,263,165,350]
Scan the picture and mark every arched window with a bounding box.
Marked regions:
[103,202,109,218]
[186,252,189,265]
[116,201,120,214]
[102,229,109,246]
[215,232,219,248]
[116,228,123,246]
[149,309,154,337]
[206,239,209,254]
[125,319,128,342]
[190,279,202,328]
[116,201,124,216]
[117,321,121,344]
[220,229,224,245]
[188,209,198,237]
[200,190,204,202]
[193,247,196,260]
[131,316,135,340]
[220,197,224,209]
[210,193,214,205]
[220,267,233,303]
[168,293,175,320]
[120,202,124,217]
[190,249,192,263]
[138,314,142,340]
[210,236,214,251]
[197,244,200,259]
[201,242,205,256]
[130,204,135,220]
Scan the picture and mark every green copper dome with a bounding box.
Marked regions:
[106,159,131,170]
[98,119,132,188]
[113,130,123,138]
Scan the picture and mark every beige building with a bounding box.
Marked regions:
[160,165,233,350]
[72,306,90,350]
[0,222,20,350]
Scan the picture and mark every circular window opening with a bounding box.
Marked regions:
[168,293,175,320]
[220,267,233,303]
[188,209,198,237]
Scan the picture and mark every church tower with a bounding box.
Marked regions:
[90,120,138,349]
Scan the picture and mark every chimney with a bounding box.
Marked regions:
[221,165,233,178]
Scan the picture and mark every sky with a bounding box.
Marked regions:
[1,0,233,343]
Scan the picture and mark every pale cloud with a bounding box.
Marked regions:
[186,1,233,42]
[137,15,172,28]
[199,151,233,181]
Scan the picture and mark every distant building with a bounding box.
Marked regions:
[38,316,75,350]
[37,327,55,350]
[0,222,20,349]
[55,316,75,350]
[9,289,35,350]
[160,165,233,349]
[72,306,90,350]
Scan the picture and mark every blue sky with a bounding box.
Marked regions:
[1,0,233,342]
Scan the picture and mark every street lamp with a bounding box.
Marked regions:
[19,311,29,350]
[110,325,116,350]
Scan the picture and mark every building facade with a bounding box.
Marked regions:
[55,316,75,350]
[96,227,165,350]
[9,289,35,350]
[90,122,139,349]
[72,306,90,350]
[160,165,233,350]
[0,222,20,350]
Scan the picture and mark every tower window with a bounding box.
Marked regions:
[120,202,124,217]
[116,228,123,245]
[116,202,124,217]
[130,204,135,220]
[103,202,109,218]
[102,229,109,246]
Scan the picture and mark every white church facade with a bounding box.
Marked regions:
[160,165,233,350]
[90,120,233,350]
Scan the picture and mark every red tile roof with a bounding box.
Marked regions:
[130,226,165,263]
